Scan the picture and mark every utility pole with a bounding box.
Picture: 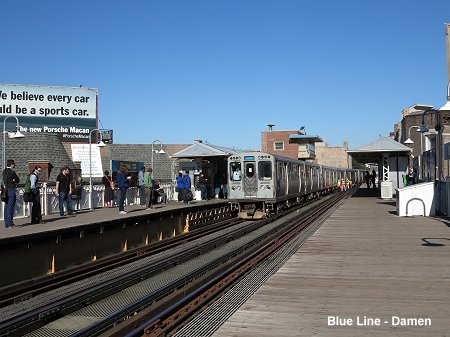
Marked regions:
[446,23,450,93]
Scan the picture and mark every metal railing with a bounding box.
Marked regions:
[0,182,175,221]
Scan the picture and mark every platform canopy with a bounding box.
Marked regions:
[171,141,238,158]
[347,137,411,164]
[288,134,324,143]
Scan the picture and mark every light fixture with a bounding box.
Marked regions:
[417,124,429,133]
[2,116,25,173]
[404,138,414,144]
[151,139,165,177]
[8,130,25,138]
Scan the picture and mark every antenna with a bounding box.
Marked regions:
[300,126,306,135]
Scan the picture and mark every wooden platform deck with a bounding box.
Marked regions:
[212,188,450,337]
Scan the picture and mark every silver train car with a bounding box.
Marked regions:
[228,151,364,219]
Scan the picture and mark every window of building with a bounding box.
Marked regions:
[274,141,284,150]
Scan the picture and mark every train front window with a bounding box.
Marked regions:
[230,162,242,181]
[258,161,272,180]
[245,163,255,178]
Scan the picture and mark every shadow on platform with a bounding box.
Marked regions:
[421,237,449,247]
[351,187,380,198]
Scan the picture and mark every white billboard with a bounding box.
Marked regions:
[0,84,98,142]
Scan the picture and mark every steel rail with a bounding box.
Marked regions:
[0,217,240,308]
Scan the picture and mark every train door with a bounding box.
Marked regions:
[289,163,299,195]
[243,159,258,197]
[305,165,311,191]
[276,161,287,197]
[311,166,319,191]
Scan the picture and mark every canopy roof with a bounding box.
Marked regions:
[171,141,238,158]
[347,137,411,163]
[288,134,324,143]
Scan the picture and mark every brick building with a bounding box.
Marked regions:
[260,126,351,168]
[314,141,351,169]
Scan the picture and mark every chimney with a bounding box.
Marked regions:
[267,124,275,131]
[194,139,203,143]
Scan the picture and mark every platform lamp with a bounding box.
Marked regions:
[403,126,421,145]
[151,139,165,178]
[89,128,106,210]
[2,116,25,175]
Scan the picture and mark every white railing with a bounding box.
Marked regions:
[1,182,175,221]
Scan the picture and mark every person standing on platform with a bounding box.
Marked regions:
[117,165,131,214]
[176,172,184,202]
[364,171,371,191]
[56,166,74,216]
[2,159,20,228]
[144,167,153,209]
[407,166,417,185]
[30,165,42,224]
[102,170,114,208]
[371,169,377,190]
[137,166,146,207]
[221,173,228,199]
[199,172,208,200]
[182,170,192,204]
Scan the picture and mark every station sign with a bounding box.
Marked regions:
[0,84,97,142]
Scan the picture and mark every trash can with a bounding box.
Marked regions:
[380,181,393,199]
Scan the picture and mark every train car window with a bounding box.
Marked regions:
[277,162,285,179]
[246,163,255,178]
[230,162,242,181]
[258,161,272,180]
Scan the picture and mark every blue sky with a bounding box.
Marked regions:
[2,1,449,150]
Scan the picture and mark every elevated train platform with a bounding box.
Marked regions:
[177,188,450,337]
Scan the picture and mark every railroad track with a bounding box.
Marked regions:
[0,217,241,308]
[0,188,356,337]
[115,187,357,337]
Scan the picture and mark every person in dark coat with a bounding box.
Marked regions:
[56,166,74,216]
[176,172,184,202]
[371,170,377,190]
[364,171,370,191]
[117,165,131,214]
[182,171,191,204]
[102,170,114,208]
[199,172,208,200]
[2,159,20,228]
[30,165,42,224]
